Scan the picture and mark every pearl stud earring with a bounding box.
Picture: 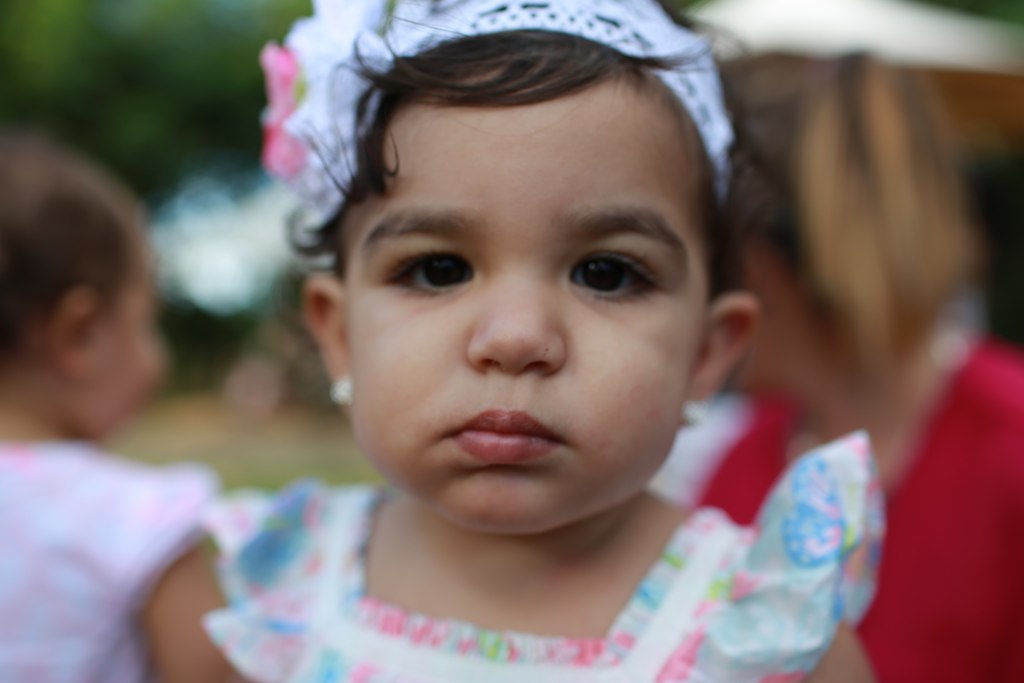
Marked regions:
[330,376,354,406]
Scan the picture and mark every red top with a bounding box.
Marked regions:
[697,339,1024,682]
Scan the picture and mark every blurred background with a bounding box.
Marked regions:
[1,0,1021,488]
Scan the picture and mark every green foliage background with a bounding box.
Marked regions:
[0,0,308,200]
[924,0,1024,25]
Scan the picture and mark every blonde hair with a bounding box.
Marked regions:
[726,54,980,368]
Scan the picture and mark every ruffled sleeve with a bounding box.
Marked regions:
[687,431,884,681]
[203,480,368,683]
[116,461,220,606]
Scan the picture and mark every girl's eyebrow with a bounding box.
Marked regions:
[361,206,689,262]
[361,210,473,254]
[569,206,689,263]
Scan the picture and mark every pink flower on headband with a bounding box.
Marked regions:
[260,43,308,180]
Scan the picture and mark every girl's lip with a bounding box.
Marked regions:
[450,410,562,465]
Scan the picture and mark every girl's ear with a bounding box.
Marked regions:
[687,291,759,402]
[44,286,107,382]
[303,273,350,380]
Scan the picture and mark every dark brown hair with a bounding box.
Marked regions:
[724,54,979,365]
[293,8,739,294]
[0,131,145,354]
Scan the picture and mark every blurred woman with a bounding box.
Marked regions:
[655,54,1024,682]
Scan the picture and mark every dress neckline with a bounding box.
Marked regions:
[335,488,731,668]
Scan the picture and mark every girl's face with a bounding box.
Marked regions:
[307,79,754,534]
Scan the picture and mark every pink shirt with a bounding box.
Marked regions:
[0,442,218,682]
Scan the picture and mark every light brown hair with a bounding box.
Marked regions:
[725,54,980,367]
[0,131,145,354]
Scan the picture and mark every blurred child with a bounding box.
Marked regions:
[0,132,230,682]
[199,2,884,681]
[657,54,1024,681]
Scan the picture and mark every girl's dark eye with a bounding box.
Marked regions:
[571,256,647,293]
[399,255,472,289]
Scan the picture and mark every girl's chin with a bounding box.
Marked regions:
[423,481,601,536]
[441,513,576,537]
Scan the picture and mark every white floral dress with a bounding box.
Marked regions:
[204,433,882,683]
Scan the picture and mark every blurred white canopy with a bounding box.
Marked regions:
[156,182,297,314]
[693,0,1024,73]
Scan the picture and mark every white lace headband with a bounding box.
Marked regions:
[261,0,734,222]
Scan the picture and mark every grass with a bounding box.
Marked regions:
[111,395,381,491]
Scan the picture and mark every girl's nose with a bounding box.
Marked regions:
[466,280,567,376]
